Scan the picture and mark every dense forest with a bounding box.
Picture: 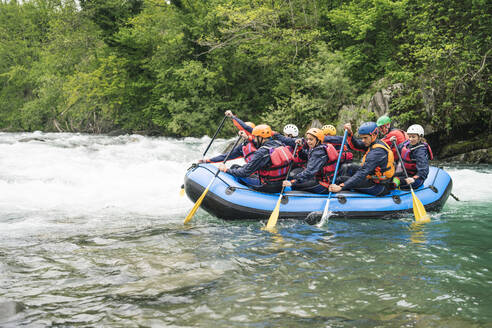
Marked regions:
[0,0,490,143]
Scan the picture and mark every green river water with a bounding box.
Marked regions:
[0,133,490,327]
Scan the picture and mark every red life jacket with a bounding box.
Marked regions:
[341,151,353,162]
[241,141,257,163]
[315,144,339,185]
[327,142,353,162]
[338,144,353,162]
[400,140,433,175]
[382,129,408,159]
[258,145,294,183]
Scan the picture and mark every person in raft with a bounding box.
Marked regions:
[322,124,354,164]
[225,110,299,147]
[282,128,339,194]
[328,122,395,196]
[219,124,294,193]
[198,121,257,164]
[376,115,408,158]
[390,124,433,190]
[224,110,303,169]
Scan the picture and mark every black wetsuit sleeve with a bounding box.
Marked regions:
[273,133,296,148]
[323,136,343,145]
[227,147,270,177]
[232,116,253,134]
[208,143,244,163]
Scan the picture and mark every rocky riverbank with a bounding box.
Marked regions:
[336,83,492,164]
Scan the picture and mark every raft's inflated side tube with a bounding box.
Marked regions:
[184,163,452,221]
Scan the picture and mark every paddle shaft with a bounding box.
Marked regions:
[264,143,299,231]
[202,115,228,158]
[321,130,349,220]
[392,140,413,191]
[330,130,349,193]
[392,140,430,222]
[282,143,300,189]
[181,115,227,196]
[280,143,300,192]
[184,135,242,224]
[213,135,243,177]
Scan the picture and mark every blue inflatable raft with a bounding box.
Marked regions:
[184,163,452,221]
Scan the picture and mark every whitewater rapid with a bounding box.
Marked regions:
[0,133,232,237]
[0,132,490,231]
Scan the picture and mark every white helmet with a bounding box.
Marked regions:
[406,124,425,136]
[283,124,299,137]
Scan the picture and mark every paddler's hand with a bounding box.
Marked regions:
[238,130,248,139]
[218,164,228,172]
[198,159,208,163]
[405,177,415,185]
[282,180,292,187]
[329,184,342,193]
[295,138,303,145]
[225,110,234,117]
[344,123,352,135]
[389,136,397,143]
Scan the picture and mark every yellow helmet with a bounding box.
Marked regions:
[245,122,256,129]
[321,124,337,136]
[306,128,325,143]
[252,124,272,138]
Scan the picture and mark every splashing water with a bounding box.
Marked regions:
[1,132,491,327]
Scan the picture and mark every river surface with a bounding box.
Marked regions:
[0,132,491,327]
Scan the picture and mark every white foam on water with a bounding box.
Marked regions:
[0,133,223,230]
[1,132,490,235]
[445,167,492,202]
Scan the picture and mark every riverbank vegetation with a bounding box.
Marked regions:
[1,0,490,142]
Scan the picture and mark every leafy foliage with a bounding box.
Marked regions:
[0,0,489,139]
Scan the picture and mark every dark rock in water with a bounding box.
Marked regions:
[0,300,25,320]
[18,137,45,143]
[439,136,492,158]
[305,212,322,225]
[438,135,492,163]
[443,147,492,164]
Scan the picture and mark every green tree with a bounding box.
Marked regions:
[391,0,491,134]
[0,0,51,129]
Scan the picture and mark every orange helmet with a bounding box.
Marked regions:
[306,128,324,143]
[252,124,272,138]
[245,122,256,129]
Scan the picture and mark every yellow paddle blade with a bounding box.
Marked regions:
[183,185,210,224]
[179,187,185,197]
[264,195,283,232]
[411,190,430,223]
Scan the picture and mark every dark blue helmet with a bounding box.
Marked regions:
[358,122,378,136]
